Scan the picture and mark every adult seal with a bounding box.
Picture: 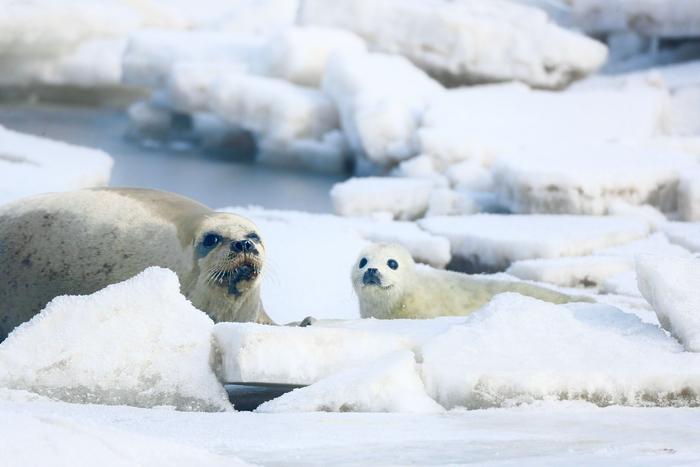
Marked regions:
[0,187,272,340]
[352,243,593,319]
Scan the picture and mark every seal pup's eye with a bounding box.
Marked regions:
[358,258,368,269]
[387,259,399,270]
[202,234,221,248]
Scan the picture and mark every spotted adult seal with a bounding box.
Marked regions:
[352,243,592,319]
[0,187,272,340]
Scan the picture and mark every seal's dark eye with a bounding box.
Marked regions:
[202,234,221,248]
[387,259,399,270]
[359,258,368,269]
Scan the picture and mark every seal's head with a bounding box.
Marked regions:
[192,213,265,311]
[352,243,415,318]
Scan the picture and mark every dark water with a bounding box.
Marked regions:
[0,103,343,212]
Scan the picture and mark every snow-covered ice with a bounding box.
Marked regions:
[0,267,231,412]
[421,294,700,409]
[492,142,689,215]
[637,255,700,352]
[679,169,700,221]
[322,51,443,169]
[507,256,633,289]
[257,351,443,414]
[330,177,437,220]
[301,0,607,88]
[419,214,650,271]
[213,323,411,385]
[0,126,113,206]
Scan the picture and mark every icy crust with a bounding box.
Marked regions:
[420,294,700,409]
[0,126,113,206]
[300,0,607,89]
[322,52,443,168]
[3,412,249,467]
[492,143,688,215]
[419,214,650,271]
[213,323,411,385]
[573,0,700,38]
[0,268,232,412]
[637,256,700,352]
[257,351,443,414]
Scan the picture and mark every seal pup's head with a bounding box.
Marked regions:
[351,243,415,319]
[190,213,266,322]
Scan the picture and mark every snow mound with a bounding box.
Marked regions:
[0,126,113,206]
[331,177,436,220]
[213,323,411,385]
[637,255,700,352]
[419,214,650,271]
[1,411,249,467]
[0,267,231,412]
[421,294,700,409]
[492,143,687,215]
[322,51,443,169]
[257,351,442,413]
[301,0,607,88]
[678,169,700,222]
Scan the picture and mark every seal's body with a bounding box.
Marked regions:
[353,243,591,319]
[0,188,271,340]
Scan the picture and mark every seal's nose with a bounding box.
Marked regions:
[362,268,381,286]
[231,239,255,253]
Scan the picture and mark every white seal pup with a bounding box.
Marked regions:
[352,243,592,319]
[0,187,272,340]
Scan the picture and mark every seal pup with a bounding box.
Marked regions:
[352,243,592,319]
[0,187,272,340]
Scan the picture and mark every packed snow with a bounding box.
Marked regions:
[0,125,113,205]
[0,267,231,412]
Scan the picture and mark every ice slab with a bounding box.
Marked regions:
[0,268,231,411]
[322,51,442,168]
[212,323,411,385]
[663,222,700,253]
[492,142,689,215]
[421,294,700,408]
[419,214,650,271]
[330,177,436,220]
[257,351,443,413]
[0,126,113,206]
[637,255,700,352]
[679,169,700,222]
[301,0,606,88]
[507,256,633,289]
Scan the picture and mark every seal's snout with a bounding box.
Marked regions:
[231,239,256,254]
[363,268,382,286]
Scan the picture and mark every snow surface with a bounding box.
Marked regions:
[507,256,633,289]
[0,267,231,412]
[1,411,248,467]
[300,0,607,88]
[419,214,650,271]
[679,169,700,221]
[257,351,443,414]
[0,126,113,206]
[637,255,700,352]
[421,294,700,409]
[663,222,700,253]
[213,323,411,385]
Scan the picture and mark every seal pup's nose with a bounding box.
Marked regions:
[363,268,381,286]
[231,239,255,253]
